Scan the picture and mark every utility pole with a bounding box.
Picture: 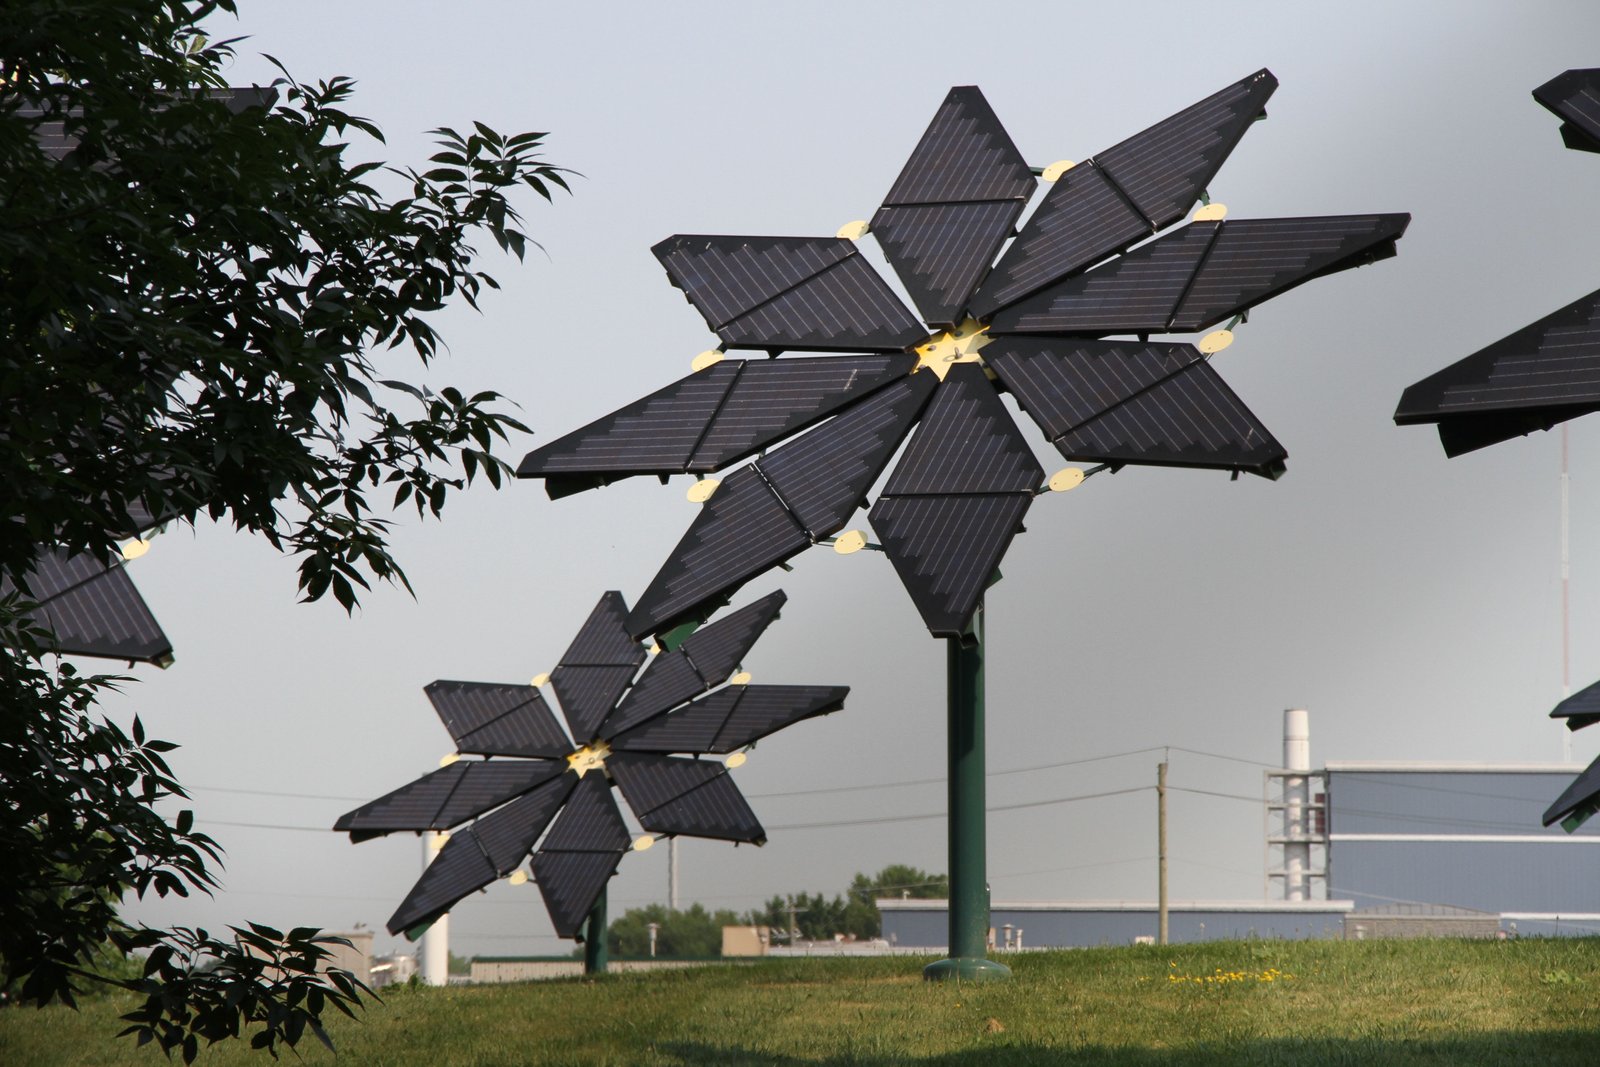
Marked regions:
[787,899,799,945]
[668,837,679,910]
[1157,759,1169,946]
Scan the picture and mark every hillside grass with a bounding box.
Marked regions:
[4,938,1599,1065]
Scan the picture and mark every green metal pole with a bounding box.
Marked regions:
[583,888,608,975]
[924,605,1010,982]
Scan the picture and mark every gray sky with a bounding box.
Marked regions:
[110,0,1600,958]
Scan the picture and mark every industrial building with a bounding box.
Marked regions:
[879,711,1600,948]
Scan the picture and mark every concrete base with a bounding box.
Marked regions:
[923,956,1012,982]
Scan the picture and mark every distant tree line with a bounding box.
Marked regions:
[601,864,947,957]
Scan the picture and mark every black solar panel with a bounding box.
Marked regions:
[1395,286,1600,456]
[609,753,765,843]
[625,375,936,639]
[385,774,576,935]
[654,235,924,352]
[989,215,1409,335]
[17,87,278,162]
[1551,678,1600,732]
[611,684,847,754]
[4,548,173,664]
[986,337,1286,477]
[881,365,1043,495]
[1543,754,1600,830]
[1534,68,1600,154]
[971,69,1276,318]
[425,680,571,759]
[517,355,917,497]
[531,776,630,938]
[869,493,1032,638]
[871,86,1034,325]
[334,759,565,841]
[549,591,647,741]
[609,689,742,754]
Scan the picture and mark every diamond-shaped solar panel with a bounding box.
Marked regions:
[341,590,846,939]
[2,548,172,664]
[881,365,1043,496]
[1396,286,1600,456]
[549,591,648,742]
[517,355,917,497]
[1534,68,1600,154]
[1543,754,1600,830]
[990,216,1408,335]
[986,337,1286,477]
[654,235,924,352]
[1550,679,1600,733]
[970,69,1277,318]
[871,86,1035,325]
[425,681,572,758]
[626,376,934,639]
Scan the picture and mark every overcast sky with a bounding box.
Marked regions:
[107,1,1600,959]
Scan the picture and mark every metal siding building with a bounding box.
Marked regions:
[1326,763,1600,932]
[878,901,1352,950]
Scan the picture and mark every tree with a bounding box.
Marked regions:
[743,865,948,941]
[605,904,740,959]
[1,1,567,1057]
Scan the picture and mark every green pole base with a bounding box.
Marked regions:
[923,956,1012,982]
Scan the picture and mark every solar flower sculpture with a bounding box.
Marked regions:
[521,71,1408,978]
[1395,68,1600,836]
[336,590,846,968]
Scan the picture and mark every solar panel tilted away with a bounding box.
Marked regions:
[520,72,1409,639]
[335,589,847,940]
[1394,69,1600,839]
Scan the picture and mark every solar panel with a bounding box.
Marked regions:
[624,375,935,639]
[386,775,575,934]
[611,684,848,754]
[970,69,1277,318]
[609,753,764,842]
[1550,679,1600,732]
[1395,286,1600,456]
[425,680,572,759]
[1534,68,1600,153]
[654,235,925,352]
[869,493,1032,639]
[881,365,1043,495]
[334,759,565,842]
[871,86,1035,325]
[986,337,1286,477]
[3,548,173,664]
[549,591,647,741]
[1543,754,1600,830]
[517,355,917,497]
[345,590,846,941]
[989,215,1409,335]
[530,776,631,938]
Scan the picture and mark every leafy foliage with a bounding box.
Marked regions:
[1,0,566,1054]
[604,904,742,960]
[744,864,948,941]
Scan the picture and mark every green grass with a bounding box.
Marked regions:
[4,939,1600,1066]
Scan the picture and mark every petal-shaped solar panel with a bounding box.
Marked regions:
[653,235,924,352]
[626,376,935,639]
[970,69,1277,318]
[1534,68,1600,154]
[334,759,566,842]
[424,680,571,759]
[386,774,575,934]
[1395,287,1600,456]
[611,684,848,754]
[990,215,1409,335]
[1543,754,1600,831]
[870,493,1032,639]
[1550,679,1600,733]
[986,338,1286,477]
[4,548,173,664]
[530,775,631,938]
[604,591,786,737]
[549,591,647,742]
[517,355,917,497]
[871,86,1035,325]
[609,753,764,842]
[880,365,1043,496]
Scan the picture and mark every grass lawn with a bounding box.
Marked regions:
[3,939,1599,1066]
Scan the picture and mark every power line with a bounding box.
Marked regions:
[766,785,1149,831]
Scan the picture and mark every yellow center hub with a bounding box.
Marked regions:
[914,317,993,380]
[566,741,611,778]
